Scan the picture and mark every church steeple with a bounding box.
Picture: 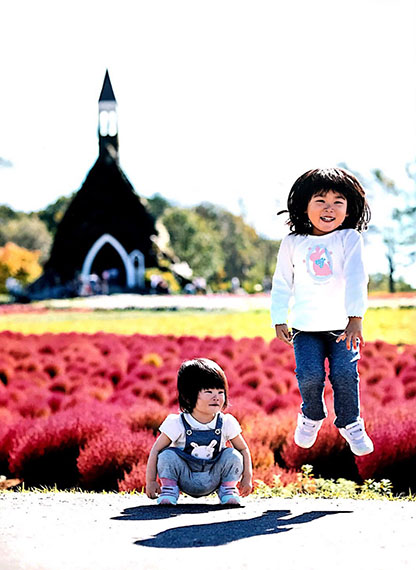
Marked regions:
[98,70,119,161]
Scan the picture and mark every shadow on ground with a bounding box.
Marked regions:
[114,506,352,548]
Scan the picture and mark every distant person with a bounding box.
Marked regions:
[271,168,374,456]
[146,358,253,505]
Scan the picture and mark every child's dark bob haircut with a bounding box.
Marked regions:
[177,358,229,413]
[279,167,371,235]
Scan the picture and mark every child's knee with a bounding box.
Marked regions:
[157,449,183,477]
[221,447,244,474]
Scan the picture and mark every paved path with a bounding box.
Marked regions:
[0,493,415,570]
[35,292,416,312]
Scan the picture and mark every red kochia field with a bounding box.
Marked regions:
[0,331,415,493]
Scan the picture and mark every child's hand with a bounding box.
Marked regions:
[274,324,293,346]
[146,480,161,499]
[336,317,364,351]
[239,476,253,497]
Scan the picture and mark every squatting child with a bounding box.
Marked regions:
[146,358,253,505]
[271,167,374,456]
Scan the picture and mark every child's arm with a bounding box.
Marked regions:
[230,434,253,497]
[271,237,294,332]
[145,433,172,499]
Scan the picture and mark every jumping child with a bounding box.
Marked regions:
[146,358,253,505]
[271,167,374,456]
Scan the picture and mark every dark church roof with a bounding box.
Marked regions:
[42,155,157,283]
[99,70,117,102]
[30,71,158,296]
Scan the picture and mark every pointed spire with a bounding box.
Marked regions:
[99,70,117,102]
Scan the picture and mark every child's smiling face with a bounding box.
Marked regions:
[306,189,348,235]
[192,388,225,422]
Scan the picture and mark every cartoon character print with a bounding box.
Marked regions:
[190,440,218,459]
[306,245,333,282]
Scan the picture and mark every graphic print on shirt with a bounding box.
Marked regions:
[306,244,333,282]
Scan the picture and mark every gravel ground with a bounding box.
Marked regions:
[0,492,415,570]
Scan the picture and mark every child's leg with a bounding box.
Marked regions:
[158,450,214,498]
[292,331,327,421]
[327,338,373,455]
[327,337,360,428]
[156,450,187,504]
[213,448,244,505]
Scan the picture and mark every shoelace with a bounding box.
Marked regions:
[301,420,319,432]
[220,485,238,496]
[160,486,178,497]
[346,425,364,441]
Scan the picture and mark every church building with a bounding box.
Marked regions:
[30,71,158,297]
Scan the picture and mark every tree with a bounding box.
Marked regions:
[146,193,171,220]
[37,194,74,235]
[368,272,413,293]
[161,207,225,283]
[0,216,52,264]
[0,242,42,293]
[195,203,279,288]
[372,168,416,292]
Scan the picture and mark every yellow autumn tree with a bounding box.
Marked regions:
[0,242,42,293]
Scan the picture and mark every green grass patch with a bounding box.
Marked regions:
[0,307,414,344]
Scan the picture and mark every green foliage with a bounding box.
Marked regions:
[162,202,281,290]
[162,207,225,282]
[369,273,415,293]
[371,166,416,291]
[254,464,404,500]
[146,193,171,219]
[0,216,52,264]
[37,195,74,236]
[0,205,19,223]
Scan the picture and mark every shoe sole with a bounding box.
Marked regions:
[157,498,177,505]
[345,443,374,456]
[294,437,316,449]
[220,498,241,506]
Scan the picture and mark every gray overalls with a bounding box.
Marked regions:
[157,413,244,497]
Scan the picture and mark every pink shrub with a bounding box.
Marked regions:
[281,420,346,474]
[265,392,300,414]
[77,428,154,491]
[404,381,416,400]
[118,460,147,492]
[399,365,416,385]
[8,404,119,488]
[0,331,415,491]
[120,401,167,434]
[356,403,416,491]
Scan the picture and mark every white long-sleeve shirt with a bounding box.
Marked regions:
[270,229,368,331]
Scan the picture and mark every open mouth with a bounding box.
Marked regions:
[321,216,335,222]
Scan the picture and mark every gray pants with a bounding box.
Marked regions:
[157,447,243,497]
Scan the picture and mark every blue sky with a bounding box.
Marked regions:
[1,0,416,283]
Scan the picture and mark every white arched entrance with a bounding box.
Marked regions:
[129,249,145,289]
[81,233,139,288]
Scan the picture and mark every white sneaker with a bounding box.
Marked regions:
[339,419,374,456]
[294,413,323,448]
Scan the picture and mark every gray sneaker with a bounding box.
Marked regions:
[294,413,323,448]
[339,419,374,456]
